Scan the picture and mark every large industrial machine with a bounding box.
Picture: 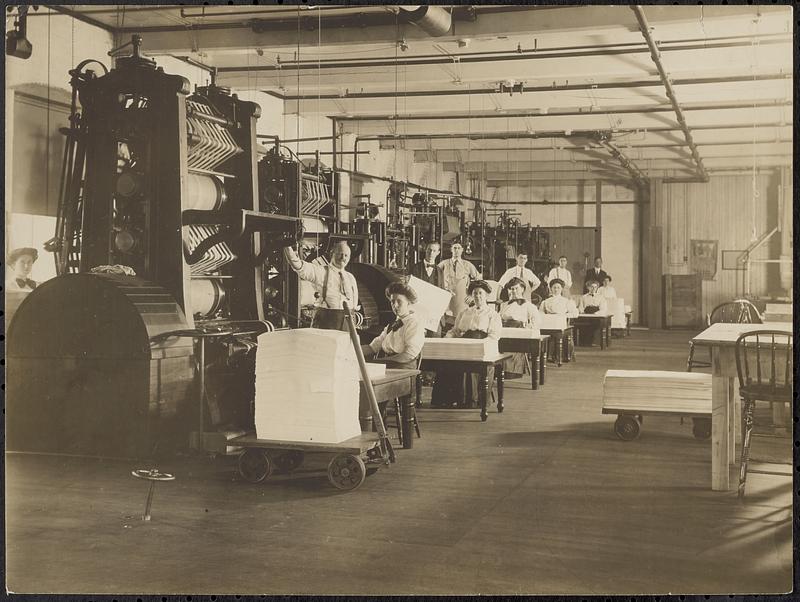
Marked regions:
[8,38,302,458]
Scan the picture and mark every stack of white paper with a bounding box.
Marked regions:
[422,338,499,360]
[539,314,568,330]
[360,362,386,381]
[602,370,711,414]
[254,328,362,443]
[607,298,627,329]
[407,275,453,332]
[499,327,541,339]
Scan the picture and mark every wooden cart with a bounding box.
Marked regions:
[601,408,711,442]
[228,432,390,491]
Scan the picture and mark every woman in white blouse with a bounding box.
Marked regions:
[431,280,502,408]
[597,275,617,299]
[362,281,425,370]
[540,279,579,317]
[499,277,541,379]
[579,280,608,314]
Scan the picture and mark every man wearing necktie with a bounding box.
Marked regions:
[584,256,609,288]
[410,242,443,288]
[497,252,541,301]
[283,240,359,311]
[437,242,479,322]
[545,255,574,295]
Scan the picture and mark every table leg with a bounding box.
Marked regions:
[497,365,505,413]
[599,323,606,350]
[606,318,612,347]
[728,378,736,465]
[415,374,422,408]
[479,367,489,422]
[401,393,414,450]
[539,343,546,385]
[556,333,563,366]
[531,349,539,390]
[711,370,732,491]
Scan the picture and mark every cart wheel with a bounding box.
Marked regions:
[237,449,273,483]
[614,415,641,441]
[273,450,305,473]
[692,417,712,440]
[636,415,644,424]
[327,454,367,491]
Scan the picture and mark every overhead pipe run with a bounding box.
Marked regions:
[398,6,453,37]
[632,5,708,182]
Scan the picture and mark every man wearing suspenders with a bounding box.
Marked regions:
[283,240,359,328]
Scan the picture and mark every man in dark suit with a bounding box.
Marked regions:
[411,242,443,288]
[584,256,609,290]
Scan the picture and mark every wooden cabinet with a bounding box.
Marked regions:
[663,273,703,328]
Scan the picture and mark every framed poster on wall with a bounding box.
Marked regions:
[690,239,718,281]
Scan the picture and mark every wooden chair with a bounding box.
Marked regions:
[687,299,762,371]
[384,355,422,447]
[734,330,793,500]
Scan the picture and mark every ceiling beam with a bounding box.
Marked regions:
[632,5,708,182]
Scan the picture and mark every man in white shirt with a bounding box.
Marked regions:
[497,253,541,301]
[545,255,573,295]
[437,242,479,319]
[283,240,359,310]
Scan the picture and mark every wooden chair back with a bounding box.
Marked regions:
[734,330,793,400]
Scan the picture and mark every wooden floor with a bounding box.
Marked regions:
[5,330,793,595]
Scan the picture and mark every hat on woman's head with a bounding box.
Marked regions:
[549,278,565,288]
[8,247,38,265]
[504,276,526,291]
[385,280,418,304]
[467,280,492,295]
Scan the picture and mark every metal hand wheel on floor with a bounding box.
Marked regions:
[131,468,175,521]
[327,453,367,491]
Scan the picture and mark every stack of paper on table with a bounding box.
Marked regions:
[539,314,568,330]
[607,298,627,329]
[422,338,499,360]
[602,370,711,414]
[499,327,541,339]
[254,328,362,443]
[407,275,453,332]
[360,362,386,381]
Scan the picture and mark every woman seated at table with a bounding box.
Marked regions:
[579,280,608,314]
[499,277,542,379]
[540,278,579,317]
[361,281,425,370]
[597,275,617,299]
[430,280,502,408]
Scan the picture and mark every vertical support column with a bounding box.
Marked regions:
[643,178,664,329]
[594,180,602,257]
[778,166,792,295]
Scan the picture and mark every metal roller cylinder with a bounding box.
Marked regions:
[190,278,227,318]
[185,174,227,211]
[116,171,143,197]
[400,6,452,36]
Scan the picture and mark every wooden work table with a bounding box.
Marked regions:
[420,353,512,421]
[359,369,420,449]
[691,322,792,491]
[573,312,612,349]
[498,334,550,390]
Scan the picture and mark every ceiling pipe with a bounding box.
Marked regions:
[217,36,790,73]
[632,5,708,182]
[336,98,788,122]
[277,73,790,101]
[398,6,453,37]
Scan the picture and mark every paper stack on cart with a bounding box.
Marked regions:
[602,370,711,414]
[254,328,362,443]
[499,327,541,339]
[422,338,499,361]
